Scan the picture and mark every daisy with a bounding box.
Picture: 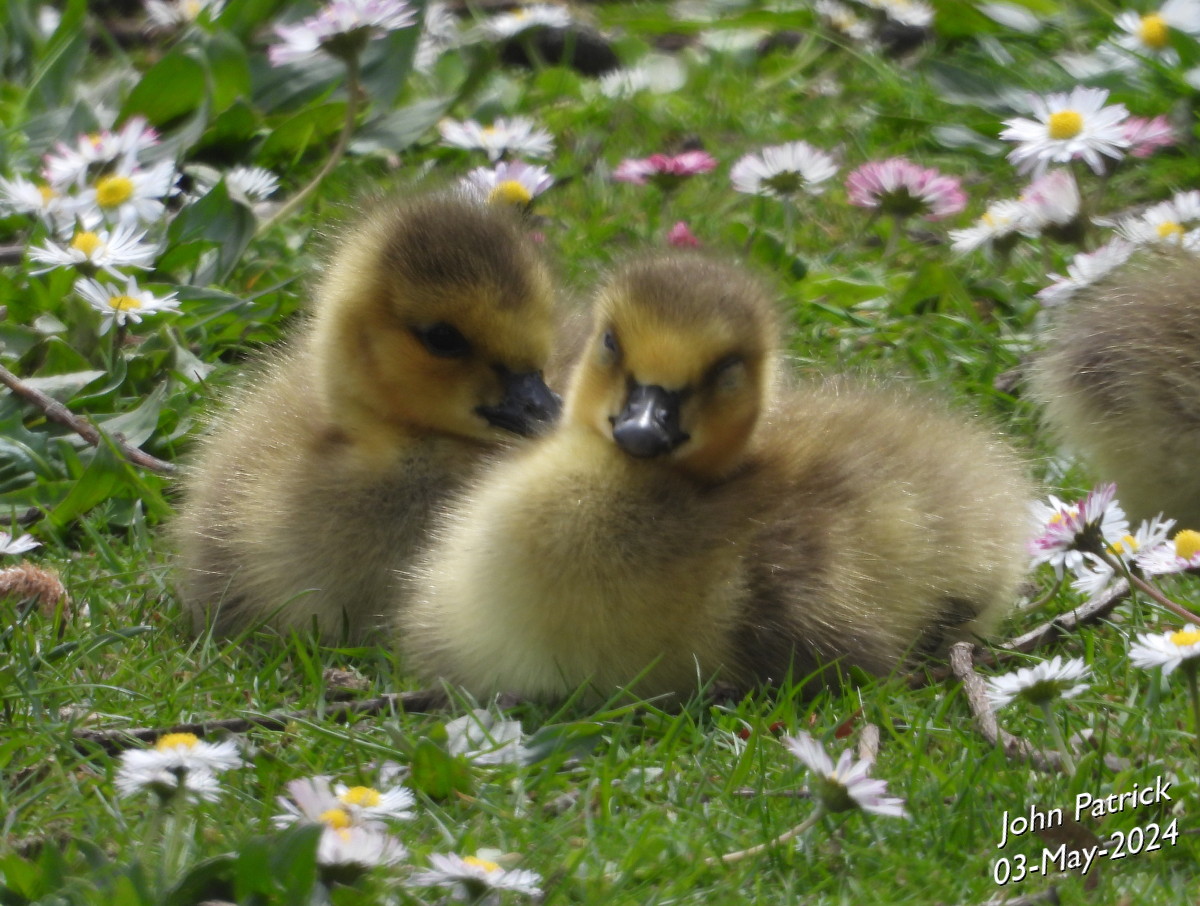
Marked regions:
[74,159,178,228]
[814,0,873,42]
[414,2,462,73]
[1123,114,1178,158]
[145,0,225,28]
[0,176,75,230]
[0,530,40,556]
[463,160,554,206]
[43,118,160,189]
[781,732,909,818]
[115,732,242,801]
[269,0,418,66]
[471,3,572,40]
[409,852,543,900]
[75,275,181,334]
[445,709,530,766]
[1130,626,1200,675]
[1084,512,1180,594]
[332,781,417,823]
[845,157,966,220]
[730,141,838,199]
[1028,483,1130,576]
[1116,192,1200,248]
[1136,528,1200,575]
[225,166,280,202]
[985,656,1091,709]
[1018,168,1082,236]
[612,150,718,189]
[438,116,555,161]
[949,199,1029,253]
[597,55,687,98]
[1113,0,1200,64]
[1036,238,1136,306]
[1000,86,1129,176]
[29,223,158,277]
[667,221,701,247]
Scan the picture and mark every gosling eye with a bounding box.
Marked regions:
[708,355,746,393]
[414,322,472,359]
[598,328,621,365]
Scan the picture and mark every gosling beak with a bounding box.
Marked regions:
[477,368,562,437]
[610,383,690,458]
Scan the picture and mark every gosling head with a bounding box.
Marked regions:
[567,254,780,482]
[313,192,561,443]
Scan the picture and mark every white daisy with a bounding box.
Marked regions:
[470,3,572,40]
[1113,0,1200,64]
[145,0,225,28]
[1028,483,1130,576]
[949,199,1029,253]
[409,852,543,899]
[1036,238,1136,307]
[29,223,158,277]
[0,176,75,230]
[74,159,178,228]
[463,160,554,206]
[0,530,40,556]
[1070,553,1118,598]
[781,732,909,818]
[1116,191,1200,248]
[115,732,242,801]
[730,141,839,199]
[43,118,160,189]
[1135,528,1200,575]
[1130,626,1200,675]
[75,275,180,333]
[596,55,687,98]
[331,781,417,823]
[985,656,1091,709]
[445,709,531,766]
[437,116,554,161]
[225,166,280,202]
[1001,86,1129,176]
[316,822,408,869]
[414,2,462,72]
[269,0,418,66]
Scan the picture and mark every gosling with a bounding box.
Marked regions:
[173,192,561,643]
[1029,251,1200,528]
[399,253,1033,701]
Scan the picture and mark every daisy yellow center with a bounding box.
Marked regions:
[156,732,199,751]
[108,294,142,312]
[319,808,352,829]
[1110,533,1139,555]
[71,231,103,256]
[184,0,204,18]
[338,786,382,808]
[488,180,533,206]
[463,856,501,873]
[95,175,134,208]
[1174,529,1200,560]
[1169,629,1200,647]
[38,184,57,204]
[1139,14,1170,50]
[1047,110,1084,141]
[1156,221,1184,240]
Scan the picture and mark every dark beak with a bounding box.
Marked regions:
[610,383,690,458]
[477,369,562,437]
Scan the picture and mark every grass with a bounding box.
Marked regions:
[2,0,1200,903]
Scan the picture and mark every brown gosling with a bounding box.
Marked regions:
[398,253,1033,701]
[173,192,561,643]
[1028,251,1200,528]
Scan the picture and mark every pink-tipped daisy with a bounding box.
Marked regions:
[1123,115,1177,158]
[613,150,718,189]
[269,0,418,66]
[730,141,838,198]
[1028,483,1130,576]
[1135,528,1200,575]
[1019,168,1082,234]
[845,157,966,220]
[781,732,909,818]
[667,221,701,247]
[463,160,554,206]
[1001,86,1129,176]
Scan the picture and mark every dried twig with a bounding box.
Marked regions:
[0,362,177,475]
[73,689,445,754]
[1004,579,1130,654]
[948,641,1064,773]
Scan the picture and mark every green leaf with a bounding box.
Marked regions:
[121,46,207,127]
[95,382,170,450]
[350,97,453,156]
[406,736,475,800]
[19,370,107,400]
[197,99,261,152]
[201,30,252,114]
[260,102,348,165]
[164,182,257,283]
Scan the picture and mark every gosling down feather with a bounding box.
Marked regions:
[1029,251,1200,528]
[399,253,1033,701]
[173,192,561,643]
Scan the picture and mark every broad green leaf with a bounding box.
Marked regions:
[260,102,348,164]
[121,46,207,127]
[350,97,452,156]
[95,382,170,449]
[19,369,107,400]
[202,30,252,114]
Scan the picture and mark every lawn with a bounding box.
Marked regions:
[1,0,1199,903]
